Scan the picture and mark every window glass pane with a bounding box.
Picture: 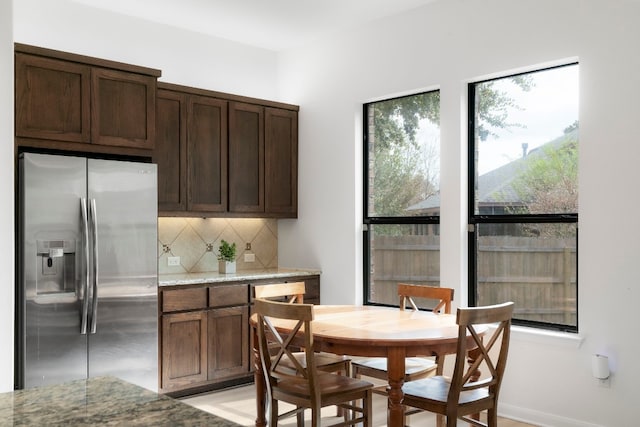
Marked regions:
[367,91,440,217]
[473,65,579,215]
[368,224,440,306]
[476,223,577,329]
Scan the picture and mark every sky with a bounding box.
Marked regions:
[477,64,579,174]
[399,63,578,192]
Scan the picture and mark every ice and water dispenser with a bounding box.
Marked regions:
[36,239,77,297]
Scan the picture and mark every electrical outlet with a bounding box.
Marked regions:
[244,253,255,262]
[167,256,181,266]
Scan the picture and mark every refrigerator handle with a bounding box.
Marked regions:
[89,198,99,334]
[80,198,90,335]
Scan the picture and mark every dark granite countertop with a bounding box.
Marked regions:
[159,267,321,287]
[0,376,240,426]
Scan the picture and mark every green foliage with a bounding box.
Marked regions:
[511,128,579,237]
[370,92,439,217]
[369,78,533,218]
[372,92,440,150]
[217,239,237,262]
[474,75,534,141]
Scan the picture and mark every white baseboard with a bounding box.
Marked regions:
[500,403,603,427]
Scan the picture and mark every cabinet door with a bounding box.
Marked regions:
[161,311,208,391]
[155,90,187,211]
[229,102,264,213]
[187,95,228,212]
[15,53,91,143]
[208,306,249,380]
[91,68,156,149]
[265,107,298,217]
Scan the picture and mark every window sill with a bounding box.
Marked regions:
[506,325,584,349]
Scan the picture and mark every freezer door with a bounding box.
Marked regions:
[87,159,158,392]
[19,153,89,389]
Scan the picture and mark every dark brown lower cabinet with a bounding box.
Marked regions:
[208,306,249,380]
[159,275,319,395]
[161,311,208,390]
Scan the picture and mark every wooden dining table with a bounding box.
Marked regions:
[250,304,484,427]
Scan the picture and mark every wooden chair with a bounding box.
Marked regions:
[401,301,514,427]
[254,298,373,427]
[254,282,351,375]
[351,284,455,392]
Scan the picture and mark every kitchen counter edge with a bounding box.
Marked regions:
[158,268,321,287]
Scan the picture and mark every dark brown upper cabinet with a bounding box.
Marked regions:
[229,102,264,214]
[265,107,298,216]
[155,82,298,218]
[156,89,187,211]
[187,95,228,213]
[91,68,156,149]
[15,43,160,156]
[15,53,91,143]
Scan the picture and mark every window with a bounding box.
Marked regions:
[468,64,579,332]
[363,91,441,309]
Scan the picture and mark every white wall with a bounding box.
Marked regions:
[13,0,280,100]
[1,0,14,393]
[278,0,640,426]
[7,0,640,425]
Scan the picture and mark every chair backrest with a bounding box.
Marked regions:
[448,302,514,407]
[254,281,305,304]
[254,298,320,401]
[397,283,454,314]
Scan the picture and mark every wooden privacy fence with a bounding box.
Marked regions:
[370,234,576,326]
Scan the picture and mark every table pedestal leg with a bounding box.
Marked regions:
[386,347,406,427]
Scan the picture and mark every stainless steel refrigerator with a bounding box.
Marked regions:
[17,152,158,391]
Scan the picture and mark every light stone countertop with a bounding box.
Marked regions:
[1,376,239,426]
[159,267,321,287]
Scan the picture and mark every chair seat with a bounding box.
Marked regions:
[402,375,491,406]
[280,352,350,371]
[275,371,373,400]
[352,356,437,380]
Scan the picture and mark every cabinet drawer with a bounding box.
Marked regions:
[162,287,208,312]
[209,284,248,308]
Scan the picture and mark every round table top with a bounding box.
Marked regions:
[308,305,460,347]
[251,304,474,357]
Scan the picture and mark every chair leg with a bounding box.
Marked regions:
[269,400,279,426]
[446,412,457,427]
[296,407,304,426]
[366,390,373,427]
[487,408,498,427]
[310,408,321,427]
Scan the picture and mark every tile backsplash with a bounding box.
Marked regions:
[158,217,278,274]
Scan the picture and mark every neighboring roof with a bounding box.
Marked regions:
[406,130,577,213]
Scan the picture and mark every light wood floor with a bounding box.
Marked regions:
[181,381,538,427]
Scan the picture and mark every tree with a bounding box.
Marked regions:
[510,127,579,237]
[369,78,533,218]
[474,75,534,141]
[369,92,439,217]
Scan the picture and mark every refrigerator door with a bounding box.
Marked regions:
[86,159,158,391]
[19,153,89,389]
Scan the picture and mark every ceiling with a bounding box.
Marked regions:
[70,0,437,51]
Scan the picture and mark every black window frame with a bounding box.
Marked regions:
[362,91,441,307]
[467,64,579,333]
